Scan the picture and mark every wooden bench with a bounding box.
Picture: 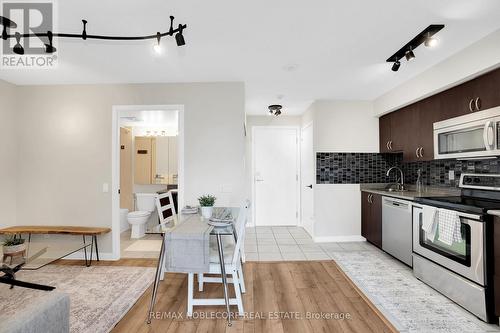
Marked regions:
[0,226,111,266]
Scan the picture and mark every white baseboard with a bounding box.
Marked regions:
[61,251,119,261]
[314,235,366,243]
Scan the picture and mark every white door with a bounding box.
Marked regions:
[253,127,299,226]
[301,123,314,236]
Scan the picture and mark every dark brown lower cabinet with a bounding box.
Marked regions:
[493,216,500,316]
[361,192,382,248]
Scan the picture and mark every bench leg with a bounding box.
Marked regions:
[93,235,100,261]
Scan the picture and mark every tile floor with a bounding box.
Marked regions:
[244,226,373,261]
[120,230,161,258]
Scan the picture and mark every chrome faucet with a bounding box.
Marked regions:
[386,166,405,191]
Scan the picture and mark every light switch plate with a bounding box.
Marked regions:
[102,183,109,193]
[448,170,455,180]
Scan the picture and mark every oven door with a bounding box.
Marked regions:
[412,205,485,285]
[434,117,500,159]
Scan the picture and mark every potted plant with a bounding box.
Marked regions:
[198,194,216,219]
[2,235,26,256]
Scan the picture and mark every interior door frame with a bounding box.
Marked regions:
[300,121,314,233]
[251,126,301,227]
[111,104,184,260]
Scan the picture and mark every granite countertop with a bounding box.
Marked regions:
[360,184,460,201]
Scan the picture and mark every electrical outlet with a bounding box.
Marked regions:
[449,170,455,180]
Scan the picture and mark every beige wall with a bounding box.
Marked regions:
[14,82,245,254]
[0,80,17,228]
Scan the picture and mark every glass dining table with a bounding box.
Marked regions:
[145,207,239,326]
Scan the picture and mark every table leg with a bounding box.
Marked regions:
[147,234,166,324]
[216,233,232,327]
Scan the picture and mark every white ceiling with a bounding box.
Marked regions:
[1,0,500,115]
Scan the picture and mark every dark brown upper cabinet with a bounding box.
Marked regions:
[379,67,500,162]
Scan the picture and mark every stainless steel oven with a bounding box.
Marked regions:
[434,106,500,159]
[413,206,485,285]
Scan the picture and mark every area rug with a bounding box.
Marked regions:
[0,265,155,333]
[124,239,162,252]
[330,249,500,333]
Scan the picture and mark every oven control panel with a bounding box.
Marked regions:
[460,173,500,190]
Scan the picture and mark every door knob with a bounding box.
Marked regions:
[306,184,313,189]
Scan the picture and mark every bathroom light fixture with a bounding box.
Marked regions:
[405,47,415,62]
[0,15,187,55]
[268,104,282,116]
[386,24,444,71]
[391,59,400,72]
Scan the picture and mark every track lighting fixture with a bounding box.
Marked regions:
[391,60,400,72]
[268,105,283,116]
[45,30,56,53]
[175,24,185,46]
[405,47,415,62]
[13,32,24,55]
[424,32,438,48]
[0,15,187,55]
[154,32,162,54]
[385,24,444,72]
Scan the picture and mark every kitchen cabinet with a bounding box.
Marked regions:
[379,67,500,162]
[493,216,500,316]
[134,136,155,184]
[379,114,392,153]
[134,136,178,185]
[361,192,382,248]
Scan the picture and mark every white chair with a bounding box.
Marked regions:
[156,191,176,281]
[187,201,249,317]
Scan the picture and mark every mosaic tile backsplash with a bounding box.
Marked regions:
[316,153,402,184]
[316,152,500,187]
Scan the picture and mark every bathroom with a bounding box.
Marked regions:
[118,109,179,258]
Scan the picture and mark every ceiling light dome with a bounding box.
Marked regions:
[268,104,282,116]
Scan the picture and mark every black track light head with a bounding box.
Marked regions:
[82,19,87,40]
[13,32,24,55]
[45,30,56,53]
[169,16,175,35]
[154,32,162,54]
[405,48,415,62]
[1,25,6,40]
[391,60,401,72]
[424,32,438,48]
[175,24,185,46]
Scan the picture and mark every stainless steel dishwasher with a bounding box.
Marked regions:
[382,196,413,266]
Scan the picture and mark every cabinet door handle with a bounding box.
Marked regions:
[415,148,419,158]
[469,98,475,112]
[370,194,373,203]
[367,194,371,203]
[386,141,390,150]
[389,141,393,150]
[419,147,424,158]
[475,97,481,111]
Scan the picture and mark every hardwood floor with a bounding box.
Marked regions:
[58,259,396,333]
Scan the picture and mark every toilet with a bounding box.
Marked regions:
[128,193,157,239]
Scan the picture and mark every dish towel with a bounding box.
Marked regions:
[422,205,438,241]
[437,209,462,246]
[164,217,214,273]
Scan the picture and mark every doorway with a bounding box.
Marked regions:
[300,122,314,236]
[252,127,299,226]
[111,105,184,260]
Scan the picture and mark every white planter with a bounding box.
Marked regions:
[3,242,26,255]
[200,206,213,219]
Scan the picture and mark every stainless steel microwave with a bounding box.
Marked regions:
[434,106,500,159]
